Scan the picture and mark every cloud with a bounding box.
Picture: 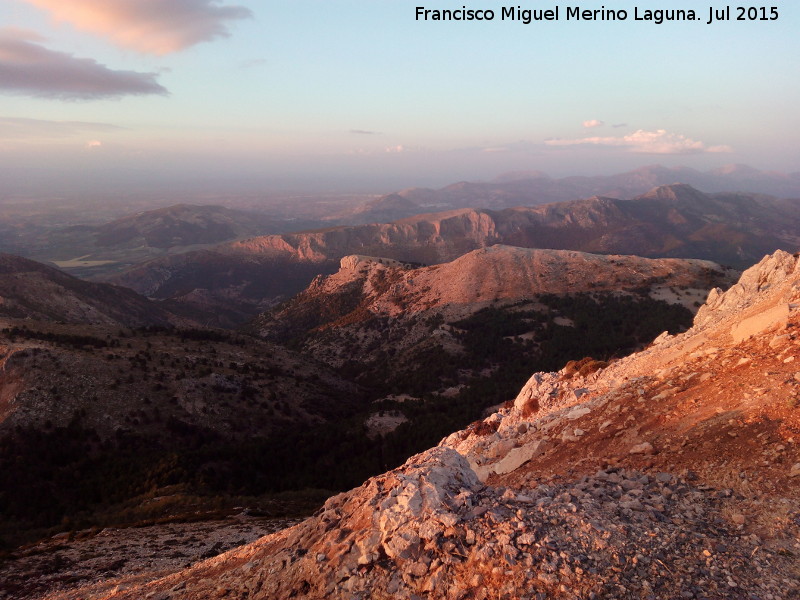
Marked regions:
[545,129,732,155]
[85,139,103,149]
[0,116,123,138]
[24,0,252,55]
[582,119,604,129]
[385,145,405,153]
[0,29,167,99]
[350,129,380,135]
[612,123,628,128]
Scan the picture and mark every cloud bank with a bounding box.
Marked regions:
[0,29,167,99]
[546,129,732,155]
[25,0,252,55]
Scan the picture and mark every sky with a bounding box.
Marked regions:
[0,0,798,195]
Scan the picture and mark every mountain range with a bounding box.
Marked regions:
[106,184,800,322]
[356,163,800,218]
[0,167,799,598]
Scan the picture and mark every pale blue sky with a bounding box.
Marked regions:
[0,1,797,194]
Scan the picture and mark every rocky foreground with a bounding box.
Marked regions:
[13,251,800,599]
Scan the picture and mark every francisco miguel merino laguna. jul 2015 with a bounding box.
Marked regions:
[414,5,781,24]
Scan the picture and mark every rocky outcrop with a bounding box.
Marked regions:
[339,255,407,271]
[695,249,799,329]
[102,464,794,600]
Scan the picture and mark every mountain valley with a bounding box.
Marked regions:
[0,169,798,599]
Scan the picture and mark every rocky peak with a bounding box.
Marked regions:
[695,249,800,329]
[339,255,407,271]
[640,182,700,198]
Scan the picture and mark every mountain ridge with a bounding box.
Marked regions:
[106,185,800,320]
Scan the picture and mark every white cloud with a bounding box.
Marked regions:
[24,0,252,55]
[545,129,732,155]
[0,29,167,99]
[582,119,604,129]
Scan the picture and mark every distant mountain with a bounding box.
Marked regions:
[0,253,190,327]
[316,165,800,224]
[346,194,421,224]
[93,203,292,249]
[3,165,796,283]
[258,246,734,336]
[2,204,319,280]
[389,164,800,211]
[106,185,800,320]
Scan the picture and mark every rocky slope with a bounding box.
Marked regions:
[106,185,800,319]
[0,514,304,600]
[85,250,800,600]
[0,253,188,327]
[0,323,355,439]
[0,318,360,549]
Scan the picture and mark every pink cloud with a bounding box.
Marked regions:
[24,0,252,55]
[545,129,732,155]
[582,119,604,128]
